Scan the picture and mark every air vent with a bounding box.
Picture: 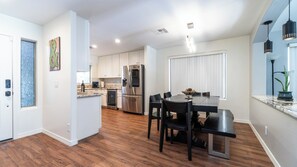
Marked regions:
[153,28,168,35]
[187,22,194,29]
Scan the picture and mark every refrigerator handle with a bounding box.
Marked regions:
[129,70,132,88]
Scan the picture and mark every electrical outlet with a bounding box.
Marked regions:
[265,126,268,135]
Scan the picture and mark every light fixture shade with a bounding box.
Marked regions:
[264,39,273,53]
[282,19,296,40]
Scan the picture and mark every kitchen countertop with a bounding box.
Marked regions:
[253,95,297,119]
[77,92,102,98]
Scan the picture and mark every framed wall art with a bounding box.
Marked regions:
[49,37,61,71]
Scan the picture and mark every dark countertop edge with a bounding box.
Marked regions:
[252,96,297,120]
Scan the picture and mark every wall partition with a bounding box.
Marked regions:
[288,43,297,98]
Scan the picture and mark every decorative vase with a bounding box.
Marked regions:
[277,91,293,101]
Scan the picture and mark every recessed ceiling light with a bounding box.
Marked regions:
[90,44,97,49]
[115,38,121,44]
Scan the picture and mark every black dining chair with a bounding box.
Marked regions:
[192,92,201,96]
[202,92,211,117]
[159,99,193,161]
[202,92,210,97]
[163,92,172,98]
[148,94,162,139]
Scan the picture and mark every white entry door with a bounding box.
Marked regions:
[0,34,13,141]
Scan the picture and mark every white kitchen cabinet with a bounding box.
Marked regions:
[97,50,143,78]
[76,16,90,72]
[98,89,107,106]
[98,56,111,78]
[98,55,120,78]
[111,54,120,76]
[128,50,144,65]
[77,95,101,140]
[117,90,122,109]
[119,52,128,70]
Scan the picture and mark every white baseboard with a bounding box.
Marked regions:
[42,129,78,146]
[234,119,250,124]
[15,128,42,139]
[248,122,281,167]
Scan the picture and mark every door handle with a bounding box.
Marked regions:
[5,91,11,97]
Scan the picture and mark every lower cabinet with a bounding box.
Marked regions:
[98,89,107,106]
[77,95,101,140]
[117,90,122,109]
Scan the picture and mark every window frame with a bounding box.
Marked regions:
[168,51,227,100]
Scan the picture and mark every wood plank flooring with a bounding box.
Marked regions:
[0,108,273,166]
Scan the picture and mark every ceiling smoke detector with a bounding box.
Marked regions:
[153,28,168,35]
[187,22,194,29]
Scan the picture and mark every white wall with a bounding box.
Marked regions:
[252,42,266,95]
[144,45,157,115]
[43,11,78,146]
[157,36,250,122]
[250,98,296,167]
[0,13,43,139]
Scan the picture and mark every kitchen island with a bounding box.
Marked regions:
[77,93,102,140]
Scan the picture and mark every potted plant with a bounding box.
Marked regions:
[275,66,293,101]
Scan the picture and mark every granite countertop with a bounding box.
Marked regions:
[77,92,102,98]
[253,95,297,119]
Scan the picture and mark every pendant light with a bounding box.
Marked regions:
[263,20,273,53]
[283,0,296,40]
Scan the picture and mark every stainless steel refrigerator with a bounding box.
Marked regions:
[122,64,145,114]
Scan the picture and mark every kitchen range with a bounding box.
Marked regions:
[122,64,145,114]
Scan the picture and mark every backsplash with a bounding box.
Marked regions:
[77,78,122,90]
[102,78,121,89]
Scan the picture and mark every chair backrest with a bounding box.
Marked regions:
[154,94,162,101]
[202,92,210,97]
[164,92,172,98]
[150,94,162,102]
[192,92,201,96]
[149,95,156,102]
[162,99,192,114]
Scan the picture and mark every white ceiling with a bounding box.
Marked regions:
[0,0,268,56]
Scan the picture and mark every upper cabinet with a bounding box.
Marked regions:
[97,50,144,78]
[76,16,90,72]
[128,50,144,65]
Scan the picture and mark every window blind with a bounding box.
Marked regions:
[169,53,226,99]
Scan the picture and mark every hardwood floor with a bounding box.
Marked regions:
[0,108,273,166]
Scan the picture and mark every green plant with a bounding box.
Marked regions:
[275,66,290,92]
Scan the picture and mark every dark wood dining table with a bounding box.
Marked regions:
[151,94,220,147]
[165,94,219,113]
[150,94,220,116]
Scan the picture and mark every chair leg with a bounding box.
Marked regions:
[170,129,173,144]
[165,127,168,140]
[147,106,153,139]
[187,130,192,161]
[157,108,160,131]
[159,125,165,152]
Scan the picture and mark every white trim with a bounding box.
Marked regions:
[168,50,227,59]
[248,122,281,167]
[234,119,250,124]
[42,129,78,146]
[14,128,42,139]
[288,43,297,48]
